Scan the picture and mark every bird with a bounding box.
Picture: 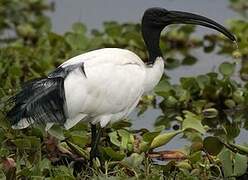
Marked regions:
[6,7,236,165]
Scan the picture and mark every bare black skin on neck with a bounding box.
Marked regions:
[141,7,236,65]
[141,24,163,65]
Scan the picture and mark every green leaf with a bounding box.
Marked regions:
[150,130,183,149]
[234,153,248,176]
[108,131,120,147]
[180,77,200,94]
[13,138,31,150]
[143,131,160,142]
[203,136,224,156]
[233,89,245,103]
[218,148,233,178]
[66,140,89,160]
[103,147,125,161]
[111,120,132,130]
[66,131,88,148]
[224,99,236,108]
[176,88,190,102]
[12,136,41,150]
[165,96,178,108]
[154,78,171,95]
[189,151,202,164]
[165,57,181,69]
[118,129,130,150]
[182,55,197,65]
[121,153,144,169]
[196,75,210,89]
[182,111,206,134]
[48,125,65,140]
[219,62,235,76]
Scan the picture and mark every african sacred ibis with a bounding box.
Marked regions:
[7,7,236,164]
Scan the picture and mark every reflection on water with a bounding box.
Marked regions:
[49,0,247,148]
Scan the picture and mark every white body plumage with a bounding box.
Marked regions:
[13,48,164,129]
[62,48,164,128]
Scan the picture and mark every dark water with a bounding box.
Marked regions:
[49,0,246,149]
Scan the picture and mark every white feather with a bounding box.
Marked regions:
[62,48,164,128]
[12,118,33,129]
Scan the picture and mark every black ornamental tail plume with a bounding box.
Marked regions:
[7,77,67,128]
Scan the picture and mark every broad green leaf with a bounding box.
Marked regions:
[234,153,248,176]
[166,57,181,69]
[182,55,197,65]
[154,78,171,94]
[109,131,120,147]
[225,123,240,140]
[121,153,144,169]
[224,99,236,108]
[111,120,132,130]
[69,122,88,131]
[66,140,89,160]
[118,129,130,150]
[103,147,125,161]
[154,125,166,132]
[182,111,206,134]
[165,96,178,108]
[189,151,202,164]
[180,77,200,94]
[139,141,150,152]
[143,131,160,142]
[150,130,183,149]
[203,136,224,156]
[218,148,233,178]
[48,125,65,140]
[176,88,190,102]
[13,139,31,150]
[196,75,210,89]
[233,89,245,103]
[67,131,88,148]
[219,62,235,76]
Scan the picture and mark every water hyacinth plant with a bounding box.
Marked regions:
[0,0,248,179]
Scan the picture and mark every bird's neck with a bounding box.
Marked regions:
[142,26,163,64]
[143,57,164,92]
[142,25,164,92]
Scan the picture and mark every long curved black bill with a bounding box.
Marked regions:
[167,10,236,42]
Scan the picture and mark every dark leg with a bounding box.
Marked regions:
[90,124,103,168]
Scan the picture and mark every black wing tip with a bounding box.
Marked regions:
[6,77,67,127]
